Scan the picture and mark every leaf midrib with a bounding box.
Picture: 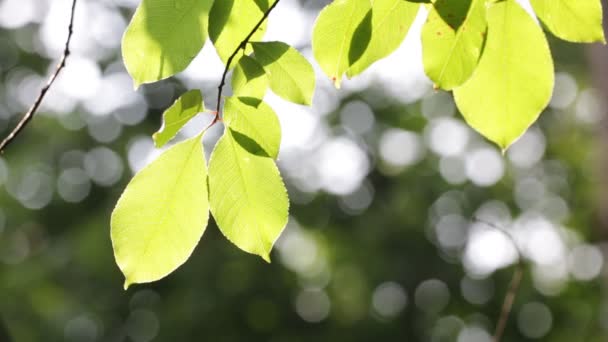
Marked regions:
[334,1,363,81]
[136,137,202,272]
[350,0,405,73]
[436,0,480,87]
[226,132,268,254]
[230,100,277,157]
[255,45,307,103]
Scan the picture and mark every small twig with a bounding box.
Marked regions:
[209,0,281,130]
[0,0,78,153]
[474,216,524,257]
[493,264,524,342]
[473,216,525,342]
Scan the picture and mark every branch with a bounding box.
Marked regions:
[474,216,524,257]
[210,0,281,127]
[493,264,523,342]
[0,0,78,153]
[473,217,525,342]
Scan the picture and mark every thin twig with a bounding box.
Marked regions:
[0,0,78,153]
[493,264,524,342]
[473,216,525,342]
[473,216,524,257]
[209,0,281,129]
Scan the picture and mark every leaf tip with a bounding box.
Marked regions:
[499,140,512,155]
[261,253,271,263]
[331,76,341,89]
[124,279,133,290]
[303,97,313,107]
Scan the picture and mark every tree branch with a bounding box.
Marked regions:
[0,0,78,153]
[473,217,525,342]
[493,264,523,342]
[210,0,281,128]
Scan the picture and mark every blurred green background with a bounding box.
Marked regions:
[0,0,607,341]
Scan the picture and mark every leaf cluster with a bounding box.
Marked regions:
[112,0,605,287]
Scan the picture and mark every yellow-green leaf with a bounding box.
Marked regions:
[209,0,268,64]
[422,0,487,90]
[231,55,269,99]
[531,0,606,43]
[453,0,554,150]
[224,97,281,159]
[122,0,213,88]
[111,135,209,289]
[347,0,420,77]
[312,0,371,88]
[251,41,316,105]
[208,129,289,261]
[153,90,203,148]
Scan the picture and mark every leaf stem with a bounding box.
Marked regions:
[0,0,78,154]
[210,0,281,129]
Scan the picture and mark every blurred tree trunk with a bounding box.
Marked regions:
[589,0,608,233]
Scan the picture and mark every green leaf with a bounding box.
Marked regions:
[209,0,268,64]
[253,0,273,11]
[111,135,209,289]
[422,0,487,90]
[208,129,289,261]
[223,97,281,159]
[312,0,371,88]
[251,41,316,105]
[453,0,554,150]
[122,0,213,88]
[346,0,420,77]
[153,90,203,148]
[231,55,269,99]
[531,0,606,43]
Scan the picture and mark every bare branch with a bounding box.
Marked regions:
[0,0,78,153]
[473,216,525,342]
[493,265,524,342]
[474,216,525,257]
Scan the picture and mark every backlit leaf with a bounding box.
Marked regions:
[153,90,203,148]
[312,0,370,88]
[122,0,213,87]
[347,0,420,77]
[422,0,487,90]
[111,135,209,289]
[251,41,315,105]
[531,0,605,43]
[209,0,269,64]
[231,55,269,99]
[453,0,554,150]
[208,129,289,261]
[224,97,281,159]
